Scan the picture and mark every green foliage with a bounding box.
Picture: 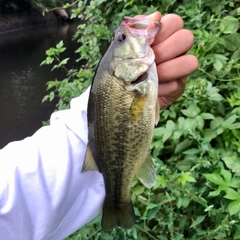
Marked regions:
[41,40,91,109]
[0,0,76,13]
[41,0,159,109]
[40,0,240,239]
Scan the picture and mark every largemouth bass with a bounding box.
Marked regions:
[83,14,161,230]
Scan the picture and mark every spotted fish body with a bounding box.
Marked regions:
[83,15,161,230]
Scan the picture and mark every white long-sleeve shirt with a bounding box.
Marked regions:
[0,88,105,240]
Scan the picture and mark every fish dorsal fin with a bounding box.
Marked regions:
[136,153,156,188]
[155,99,160,125]
[82,143,99,172]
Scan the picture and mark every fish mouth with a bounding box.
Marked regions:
[131,72,148,85]
[122,16,161,45]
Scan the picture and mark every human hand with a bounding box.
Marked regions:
[149,11,198,108]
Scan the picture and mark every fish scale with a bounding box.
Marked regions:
[82,15,161,230]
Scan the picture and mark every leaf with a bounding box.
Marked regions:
[63,3,70,8]
[190,215,206,228]
[206,82,223,102]
[137,195,148,205]
[228,200,240,215]
[56,40,64,49]
[178,172,196,185]
[162,130,172,143]
[42,95,49,103]
[227,123,240,130]
[231,49,240,62]
[131,226,138,239]
[176,158,194,171]
[222,114,238,128]
[40,56,54,66]
[181,105,200,118]
[154,127,166,137]
[196,115,204,130]
[220,168,232,183]
[204,173,226,186]
[175,139,193,154]
[147,206,160,220]
[59,58,70,66]
[216,127,223,135]
[222,33,240,51]
[224,188,240,200]
[46,80,58,90]
[201,113,215,120]
[148,203,159,209]
[46,48,55,56]
[204,129,217,142]
[185,117,199,130]
[134,185,145,195]
[166,120,175,131]
[199,197,208,208]
[222,153,240,173]
[172,130,183,140]
[219,16,239,34]
[210,117,223,130]
[229,177,240,188]
[183,148,200,155]
[176,195,190,208]
[214,59,223,71]
[175,234,184,240]
[47,91,55,102]
[209,188,222,197]
[154,175,167,189]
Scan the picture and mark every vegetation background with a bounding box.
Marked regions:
[32,0,240,239]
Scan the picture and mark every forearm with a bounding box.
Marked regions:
[0,88,104,240]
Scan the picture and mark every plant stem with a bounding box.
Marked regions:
[199,68,240,81]
[135,225,159,240]
[43,0,80,13]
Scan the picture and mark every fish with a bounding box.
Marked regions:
[82,14,161,230]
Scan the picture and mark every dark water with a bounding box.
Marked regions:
[0,22,80,149]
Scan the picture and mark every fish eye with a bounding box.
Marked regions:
[118,33,126,43]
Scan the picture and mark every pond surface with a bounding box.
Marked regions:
[0,22,80,149]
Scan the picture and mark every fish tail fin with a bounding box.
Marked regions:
[101,200,135,230]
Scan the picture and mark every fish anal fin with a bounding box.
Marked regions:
[136,153,156,188]
[155,99,160,125]
[82,143,98,172]
[101,200,135,230]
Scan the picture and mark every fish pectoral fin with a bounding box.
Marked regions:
[130,95,146,121]
[155,98,160,125]
[82,143,99,172]
[136,153,156,188]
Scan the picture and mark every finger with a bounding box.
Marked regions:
[153,29,194,64]
[158,77,186,108]
[158,77,186,98]
[133,11,162,21]
[157,54,199,82]
[152,14,184,46]
[147,11,162,21]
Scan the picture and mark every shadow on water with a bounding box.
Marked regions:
[0,22,80,149]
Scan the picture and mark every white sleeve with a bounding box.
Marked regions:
[0,87,104,240]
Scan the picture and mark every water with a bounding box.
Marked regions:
[0,22,80,149]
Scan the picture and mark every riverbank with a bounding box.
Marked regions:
[0,11,58,34]
[0,18,80,148]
